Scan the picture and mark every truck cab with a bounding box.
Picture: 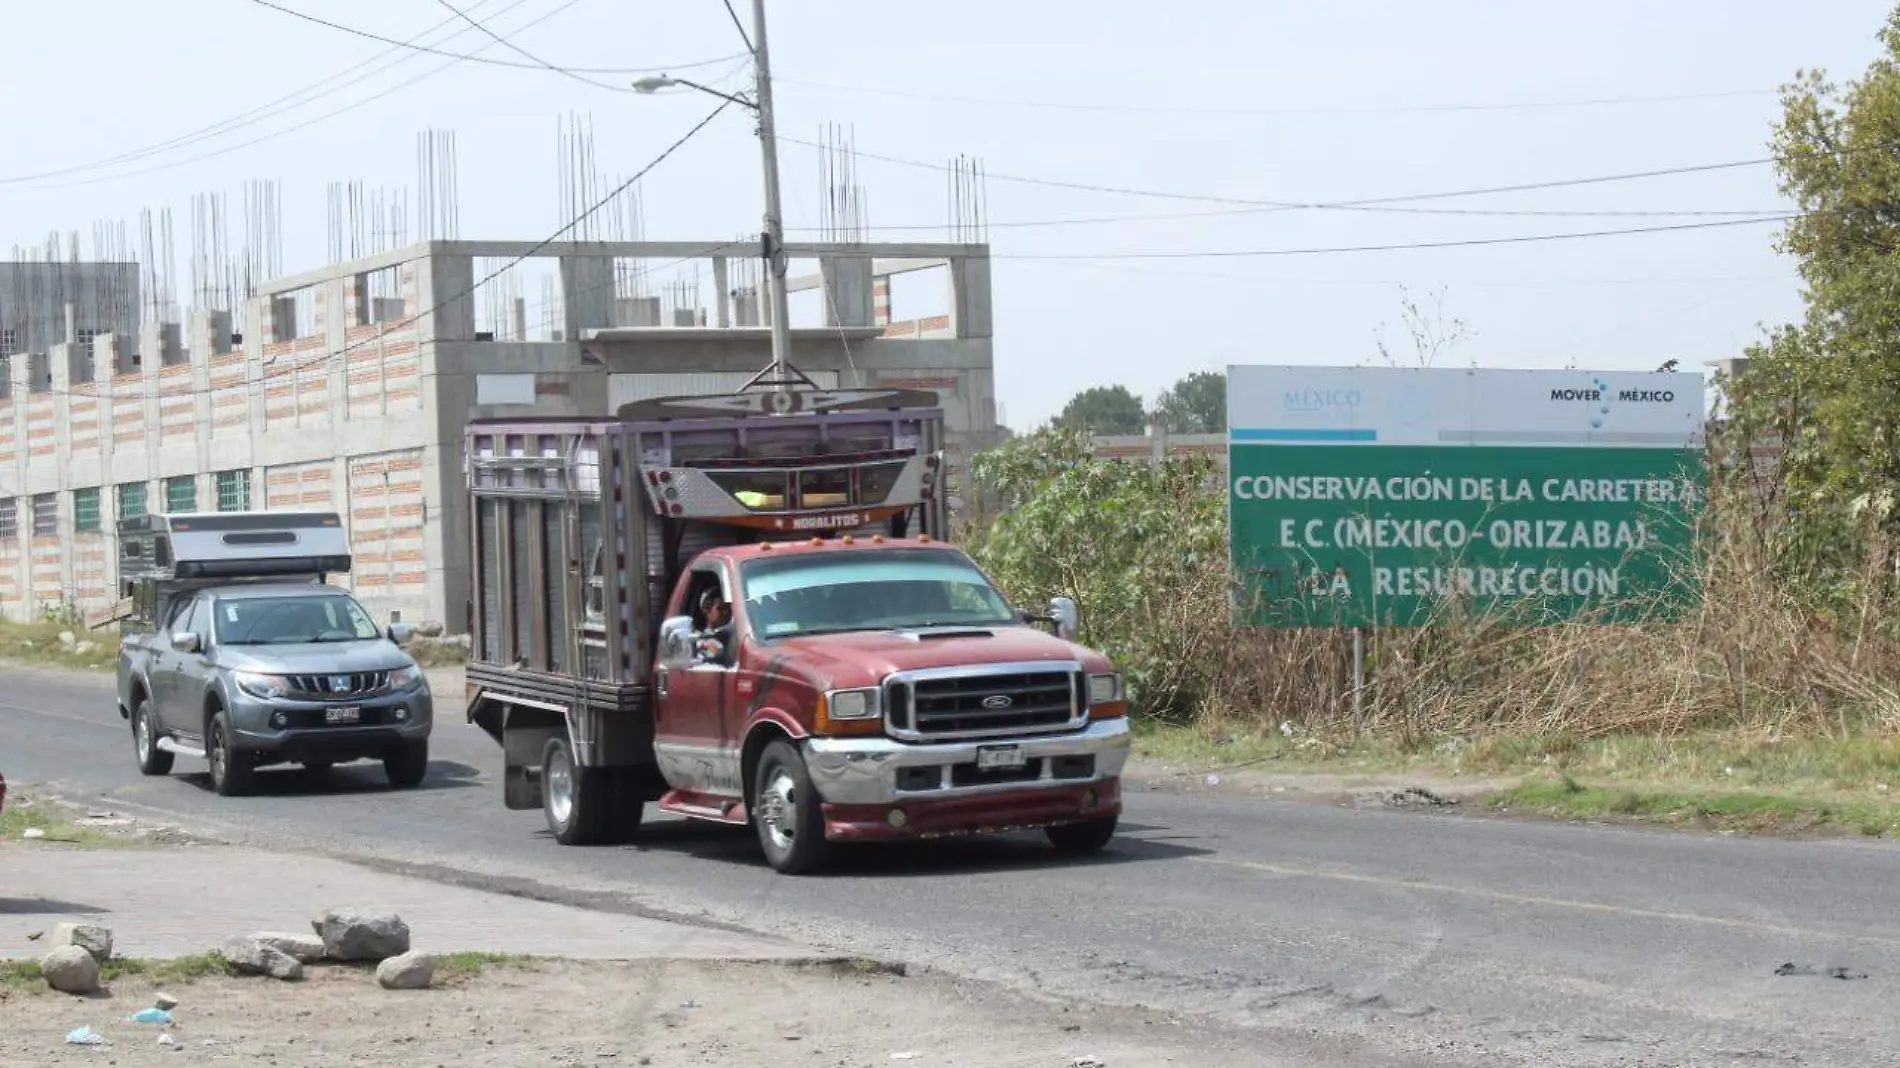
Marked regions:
[465,382,1130,873]
[105,511,433,796]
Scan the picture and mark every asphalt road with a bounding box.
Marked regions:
[5,666,1899,1068]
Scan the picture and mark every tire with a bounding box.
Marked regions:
[752,739,832,875]
[1046,816,1118,855]
[132,699,174,776]
[206,711,256,797]
[541,735,613,846]
[383,742,429,789]
[603,768,647,845]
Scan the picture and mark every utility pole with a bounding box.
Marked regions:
[749,0,793,386]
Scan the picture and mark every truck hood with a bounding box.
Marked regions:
[763,624,1102,691]
[216,640,416,674]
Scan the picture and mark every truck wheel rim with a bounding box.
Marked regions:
[546,748,575,826]
[209,731,225,782]
[137,711,153,760]
[759,768,797,852]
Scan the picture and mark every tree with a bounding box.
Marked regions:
[1152,371,1226,435]
[1054,385,1146,435]
[1724,7,1900,579]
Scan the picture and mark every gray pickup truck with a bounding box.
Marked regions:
[108,512,434,796]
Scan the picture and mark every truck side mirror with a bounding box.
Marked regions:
[657,616,698,670]
[388,622,415,646]
[170,631,202,654]
[1049,597,1080,642]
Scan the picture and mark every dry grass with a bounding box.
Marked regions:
[0,618,119,672]
[1172,488,1900,748]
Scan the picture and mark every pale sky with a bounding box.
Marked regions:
[2,1,1890,427]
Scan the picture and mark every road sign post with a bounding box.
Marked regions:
[1226,365,1706,629]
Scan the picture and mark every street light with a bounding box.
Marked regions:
[633,0,795,390]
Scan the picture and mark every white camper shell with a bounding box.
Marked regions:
[90,511,354,630]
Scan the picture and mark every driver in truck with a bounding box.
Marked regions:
[694,587,733,662]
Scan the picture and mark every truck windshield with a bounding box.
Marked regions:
[215,594,382,645]
[741,549,1015,637]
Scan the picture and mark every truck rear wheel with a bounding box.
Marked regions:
[752,739,832,875]
[132,699,173,776]
[541,736,613,846]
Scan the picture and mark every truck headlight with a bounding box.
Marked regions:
[1088,673,1124,706]
[389,665,423,692]
[823,688,881,721]
[234,672,293,701]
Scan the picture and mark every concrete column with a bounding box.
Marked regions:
[712,257,731,327]
[947,254,994,339]
[558,255,614,341]
[613,296,662,328]
[4,351,25,615]
[821,256,874,329]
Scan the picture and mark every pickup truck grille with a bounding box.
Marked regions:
[891,669,1080,738]
[285,671,390,699]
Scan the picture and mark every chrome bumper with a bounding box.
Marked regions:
[803,718,1132,806]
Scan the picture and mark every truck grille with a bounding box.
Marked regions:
[285,671,390,699]
[890,669,1080,738]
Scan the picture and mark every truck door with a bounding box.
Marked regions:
[655,564,742,797]
[152,595,203,731]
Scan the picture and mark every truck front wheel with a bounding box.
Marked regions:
[207,711,256,797]
[541,736,613,846]
[1046,816,1118,855]
[752,739,832,875]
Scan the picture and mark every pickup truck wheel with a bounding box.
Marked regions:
[541,736,611,845]
[207,712,256,797]
[1045,815,1118,855]
[383,742,429,789]
[132,700,173,776]
[753,739,831,875]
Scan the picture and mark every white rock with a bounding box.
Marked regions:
[41,945,101,994]
[50,922,114,963]
[376,950,435,990]
[413,619,446,638]
[312,907,410,961]
[249,931,325,964]
[74,641,96,655]
[154,991,180,1011]
[58,630,76,647]
[221,936,304,981]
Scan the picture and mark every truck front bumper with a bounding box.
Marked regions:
[228,690,434,764]
[803,717,1131,809]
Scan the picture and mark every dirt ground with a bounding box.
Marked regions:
[0,959,1265,1068]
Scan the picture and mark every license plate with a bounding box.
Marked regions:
[975,745,1024,771]
[325,707,362,725]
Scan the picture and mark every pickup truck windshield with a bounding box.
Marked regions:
[215,594,382,645]
[742,549,1014,637]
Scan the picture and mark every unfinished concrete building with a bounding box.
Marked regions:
[0,239,998,629]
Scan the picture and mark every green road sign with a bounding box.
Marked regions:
[1227,366,1706,628]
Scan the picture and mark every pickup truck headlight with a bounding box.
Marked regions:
[389,665,423,692]
[1087,673,1124,706]
[234,672,293,701]
[823,687,881,721]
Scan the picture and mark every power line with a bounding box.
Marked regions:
[785,202,1792,233]
[774,76,1777,117]
[20,101,734,404]
[246,0,744,76]
[13,0,591,191]
[0,0,531,186]
[428,0,629,92]
[776,134,1780,216]
[992,215,1795,260]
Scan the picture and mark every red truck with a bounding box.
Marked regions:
[463,380,1130,873]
